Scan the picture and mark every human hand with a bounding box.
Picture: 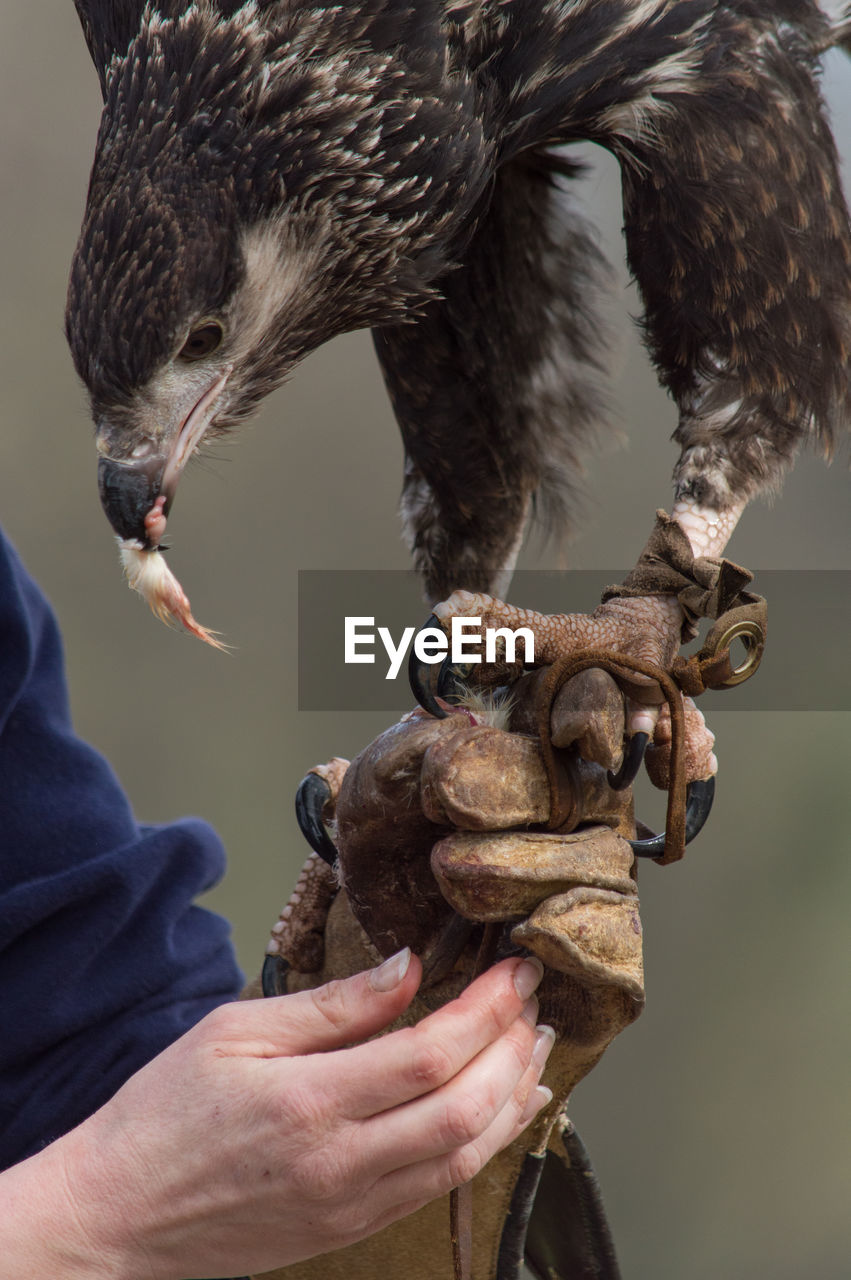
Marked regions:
[0,951,551,1280]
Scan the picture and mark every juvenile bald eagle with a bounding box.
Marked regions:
[67,1,851,657]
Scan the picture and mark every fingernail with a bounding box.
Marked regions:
[370,947,411,992]
[532,1025,556,1069]
[513,957,544,1001]
[520,1084,553,1124]
[521,996,539,1026]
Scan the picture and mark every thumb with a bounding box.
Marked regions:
[218,948,420,1058]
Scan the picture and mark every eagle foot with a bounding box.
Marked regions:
[265,851,339,971]
[410,589,719,797]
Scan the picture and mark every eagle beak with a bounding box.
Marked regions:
[97,368,232,548]
[97,452,169,547]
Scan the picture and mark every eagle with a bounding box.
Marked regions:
[66,1,851,716]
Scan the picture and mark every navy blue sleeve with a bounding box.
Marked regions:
[0,529,244,1170]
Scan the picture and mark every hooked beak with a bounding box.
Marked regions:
[97,368,231,547]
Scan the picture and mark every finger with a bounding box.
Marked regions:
[369,1029,555,1209]
[320,1038,554,1251]
[361,1012,554,1177]
[312,956,545,1119]
[209,948,421,1058]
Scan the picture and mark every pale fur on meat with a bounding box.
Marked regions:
[118,542,228,651]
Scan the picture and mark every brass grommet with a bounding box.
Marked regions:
[713,620,764,686]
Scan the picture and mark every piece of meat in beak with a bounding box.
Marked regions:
[95,368,231,650]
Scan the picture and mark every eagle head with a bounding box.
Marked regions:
[66,3,488,552]
[67,172,328,549]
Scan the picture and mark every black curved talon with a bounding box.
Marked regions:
[683,776,716,843]
[629,776,716,858]
[607,732,649,791]
[261,953,290,998]
[409,614,483,716]
[295,772,338,866]
[408,613,449,717]
[407,612,473,716]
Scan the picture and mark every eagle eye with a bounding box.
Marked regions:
[179,321,224,361]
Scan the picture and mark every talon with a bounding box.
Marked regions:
[630,776,716,859]
[409,613,459,717]
[261,953,290,998]
[295,773,338,866]
[682,777,716,843]
[607,732,649,791]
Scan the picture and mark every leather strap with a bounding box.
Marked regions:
[602,509,763,642]
[524,1122,622,1279]
[449,922,502,1280]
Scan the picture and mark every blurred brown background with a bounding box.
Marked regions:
[1,8,848,1277]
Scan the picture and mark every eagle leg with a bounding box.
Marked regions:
[374,155,613,605]
[613,14,851,556]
